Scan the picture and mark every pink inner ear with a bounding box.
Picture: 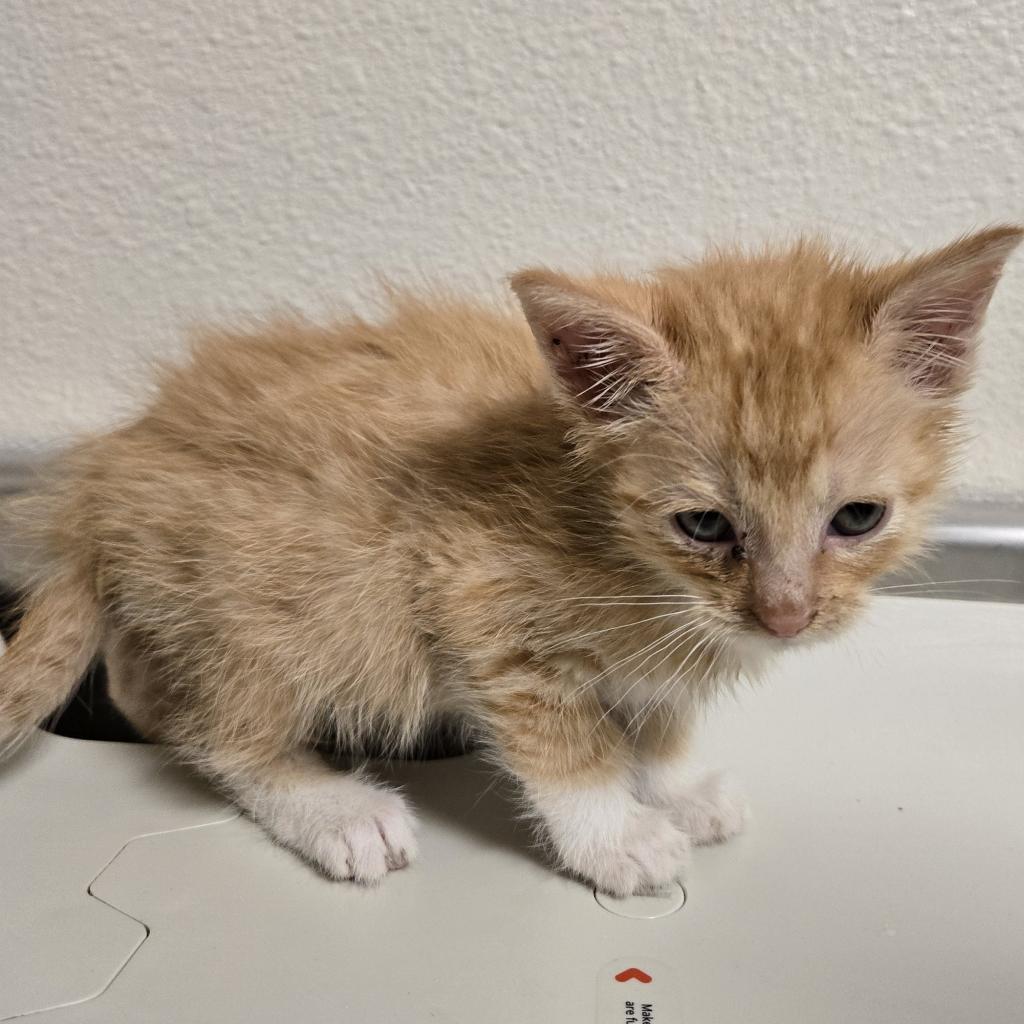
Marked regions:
[881,251,1013,396]
[549,322,640,411]
[894,287,982,392]
[511,272,671,418]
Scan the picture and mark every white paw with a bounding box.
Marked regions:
[533,782,691,897]
[572,804,691,897]
[668,771,750,846]
[255,774,419,885]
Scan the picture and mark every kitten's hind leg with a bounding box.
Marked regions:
[104,633,176,740]
[210,747,419,884]
[108,641,417,883]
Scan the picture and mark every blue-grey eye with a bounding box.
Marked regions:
[830,501,886,537]
[674,509,736,544]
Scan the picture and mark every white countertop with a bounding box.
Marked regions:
[2,596,1022,1023]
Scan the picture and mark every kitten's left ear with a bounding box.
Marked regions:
[510,269,672,419]
[870,225,1023,396]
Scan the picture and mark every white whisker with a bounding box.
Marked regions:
[872,577,1016,592]
[555,608,695,646]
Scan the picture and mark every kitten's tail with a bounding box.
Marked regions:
[0,566,101,757]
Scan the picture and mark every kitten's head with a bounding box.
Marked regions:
[512,227,1022,644]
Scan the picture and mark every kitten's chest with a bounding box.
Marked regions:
[595,660,694,715]
[587,623,721,712]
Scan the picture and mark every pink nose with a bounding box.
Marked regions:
[754,603,814,638]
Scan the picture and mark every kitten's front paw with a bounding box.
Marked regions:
[260,777,419,885]
[668,771,750,846]
[559,805,691,898]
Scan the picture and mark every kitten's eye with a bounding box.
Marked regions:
[829,501,886,537]
[674,509,736,544]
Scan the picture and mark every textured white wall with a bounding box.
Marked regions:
[1,0,1022,501]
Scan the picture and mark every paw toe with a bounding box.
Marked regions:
[261,778,419,884]
[675,772,750,845]
[580,808,691,897]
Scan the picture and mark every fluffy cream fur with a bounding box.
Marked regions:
[1,227,1019,895]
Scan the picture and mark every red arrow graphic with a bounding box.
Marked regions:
[614,968,653,984]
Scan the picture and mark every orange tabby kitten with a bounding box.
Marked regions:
[1,227,1019,895]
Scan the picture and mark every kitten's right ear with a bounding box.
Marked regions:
[510,269,671,419]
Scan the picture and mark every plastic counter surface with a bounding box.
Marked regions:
[2,596,1022,1023]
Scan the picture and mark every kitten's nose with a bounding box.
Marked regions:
[754,602,814,638]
